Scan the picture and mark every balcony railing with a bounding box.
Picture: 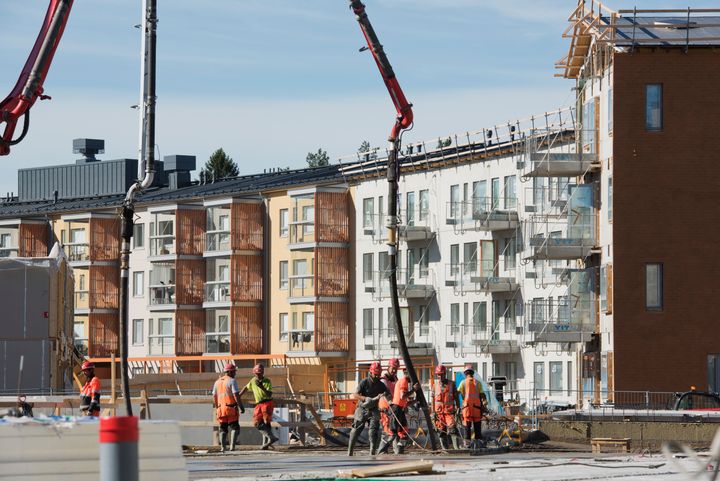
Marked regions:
[445,262,518,293]
[205,334,231,353]
[362,327,436,354]
[149,236,176,257]
[288,329,314,352]
[289,275,314,299]
[149,285,176,306]
[526,213,598,260]
[289,221,315,245]
[524,184,575,216]
[204,281,231,303]
[205,231,231,253]
[64,243,89,262]
[446,323,520,354]
[445,198,519,232]
[366,269,435,300]
[523,129,599,178]
[526,298,596,343]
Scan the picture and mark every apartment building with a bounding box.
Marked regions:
[556,2,720,398]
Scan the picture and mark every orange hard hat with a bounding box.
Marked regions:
[388,358,400,369]
[369,361,382,375]
[224,363,237,372]
[81,361,95,371]
[435,365,447,376]
[253,363,265,375]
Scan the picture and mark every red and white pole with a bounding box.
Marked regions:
[99,416,139,481]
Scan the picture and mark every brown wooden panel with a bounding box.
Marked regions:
[231,254,262,302]
[316,247,348,297]
[89,264,119,310]
[315,302,348,353]
[315,192,349,243]
[89,217,120,261]
[18,223,48,257]
[175,310,205,356]
[231,305,263,353]
[89,313,118,357]
[176,209,205,255]
[176,259,205,305]
[231,202,263,251]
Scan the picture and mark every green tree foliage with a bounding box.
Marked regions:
[200,148,239,181]
[306,148,330,168]
[358,140,371,153]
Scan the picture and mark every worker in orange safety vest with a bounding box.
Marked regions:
[457,364,485,448]
[79,361,100,417]
[212,363,244,452]
[384,366,419,454]
[432,364,461,450]
[377,357,400,453]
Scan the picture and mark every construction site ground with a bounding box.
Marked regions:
[185,442,713,480]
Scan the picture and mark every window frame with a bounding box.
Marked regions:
[279,260,289,290]
[279,209,289,237]
[132,319,144,345]
[133,223,144,249]
[132,271,144,298]
[645,83,663,131]
[645,262,663,311]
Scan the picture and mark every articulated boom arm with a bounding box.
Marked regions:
[349,0,413,141]
[0,0,74,155]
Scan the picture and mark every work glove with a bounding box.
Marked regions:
[88,402,100,413]
[240,405,245,414]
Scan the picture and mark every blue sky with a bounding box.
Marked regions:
[0,1,716,196]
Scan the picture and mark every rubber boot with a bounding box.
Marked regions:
[450,434,460,450]
[377,437,390,455]
[438,432,449,450]
[369,437,379,456]
[264,425,279,447]
[347,428,360,456]
[393,437,406,455]
[218,431,228,453]
[230,428,239,451]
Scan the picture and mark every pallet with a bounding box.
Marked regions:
[591,437,631,454]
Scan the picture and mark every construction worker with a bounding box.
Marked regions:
[79,361,100,417]
[378,357,400,452]
[212,363,243,452]
[347,361,388,456]
[432,365,461,450]
[457,364,484,448]
[386,366,420,455]
[238,363,278,450]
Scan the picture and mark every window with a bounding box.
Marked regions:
[419,190,429,222]
[206,313,230,353]
[450,244,459,276]
[73,321,88,356]
[279,209,289,237]
[492,362,500,377]
[600,265,607,312]
[379,251,389,277]
[582,99,596,152]
[608,177,613,222]
[362,198,374,230]
[491,300,501,340]
[419,248,429,278]
[406,192,416,226]
[549,361,563,395]
[504,237,516,270]
[450,303,460,335]
[532,297,545,322]
[505,362,517,382]
[279,261,288,290]
[472,302,486,332]
[503,175,516,209]
[363,253,373,283]
[505,300,516,333]
[608,87,613,133]
[363,308,374,338]
[378,307,384,336]
[532,178,545,207]
[472,180,487,215]
[464,242,477,275]
[567,361,573,395]
[133,223,144,249]
[450,185,460,218]
[462,183,469,217]
[406,248,415,285]
[149,317,173,355]
[132,319,144,345]
[646,84,663,131]
[279,313,288,341]
[646,263,663,310]
[534,362,545,393]
[463,302,469,326]
[491,178,500,209]
[132,271,144,297]
[78,274,87,300]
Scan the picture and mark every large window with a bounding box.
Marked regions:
[132,271,144,298]
[133,223,144,249]
[549,361,563,395]
[279,313,288,341]
[362,198,374,230]
[472,302,486,332]
[419,190,429,222]
[363,308,374,338]
[149,317,173,355]
[503,175,516,209]
[646,263,663,310]
[608,177,613,222]
[472,180,487,215]
[406,192,416,226]
[646,84,663,131]
[504,237,516,270]
[74,321,88,356]
[279,209,289,237]
[450,303,460,335]
[449,185,460,219]
[419,247,429,278]
[363,253,373,283]
[450,244,460,276]
[279,261,288,290]
[206,313,230,353]
[533,362,545,393]
[463,242,477,275]
[491,178,500,210]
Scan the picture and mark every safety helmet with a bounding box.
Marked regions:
[369,361,382,375]
[435,365,447,376]
[252,363,265,375]
[81,361,95,371]
[224,363,237,372]
[388,358,400,369]
[463,364,475,375]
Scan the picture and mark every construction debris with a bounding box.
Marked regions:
[337,460,436,478]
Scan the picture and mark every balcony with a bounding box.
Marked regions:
[526,213,597,260]
[446,198,519,232]
[523,130,600,178]
[286,302,348,356]
[288,189,349,250]
[288,328,315,352]
[148,206,204,261]
[288,275,314,303]
[398,207,435,243]
[362,327,436,357]
[149,284,176,310]
[366,269,435,300]
[205,231,231,255]
[445,324,520,354]
[64,242,90,264]
[0,219,49,258]
[203,281,231,305]
[445,263,518,293]
[526,298,595,343]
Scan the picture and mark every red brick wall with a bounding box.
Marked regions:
[613,48,720,392]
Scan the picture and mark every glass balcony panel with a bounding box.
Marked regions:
[204,281,231,303]
[289,275,314,298]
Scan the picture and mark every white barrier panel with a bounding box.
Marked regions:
[0,417,188,481]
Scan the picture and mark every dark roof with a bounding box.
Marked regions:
[606,15,720,47]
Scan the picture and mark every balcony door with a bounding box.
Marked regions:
[480,240,497,277]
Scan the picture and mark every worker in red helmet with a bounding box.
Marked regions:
[386,365,419,454]
[238,363,278,450]
[378,357,400,453]
[457,364,484,448]
[347,361,389,456]
[212,363,243,452]
[432,364,461,450]
[79,361,101,417]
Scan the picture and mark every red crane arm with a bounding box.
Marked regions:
[0,0,74,155]
[349,0,413,141]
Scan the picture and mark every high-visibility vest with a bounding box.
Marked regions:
[462,378,482,417]
[434,381,456,414]
[214,375,238,419]
[392,376,410,408]
[383,373,397,396]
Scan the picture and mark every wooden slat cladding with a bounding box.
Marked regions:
[89,313,118,357]
[89,217,120,261]
[231,305,263,353]
[315,192,349,243]
[316,247,348,297]
[18,223,48,257]
[175,310,205,356]
[89,265,119,310]
[231,254,263,302]
[315,302,348,352]
[176,259,205,305]
[176,209,204,255]
[231,202,263,251]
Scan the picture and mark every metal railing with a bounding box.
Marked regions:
[287,329,314,352]
[204,281,230,303]
[149,236,175,256]
[63,242,89,262]
[366,269,435,300]
[149,285,175,306]
[205,231,231,252]
[289,221,315,244]
[288,275,314,298]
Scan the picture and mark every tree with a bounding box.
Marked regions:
[200,148,239,181]
[306,148,330,168]
[358,140,371,153]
